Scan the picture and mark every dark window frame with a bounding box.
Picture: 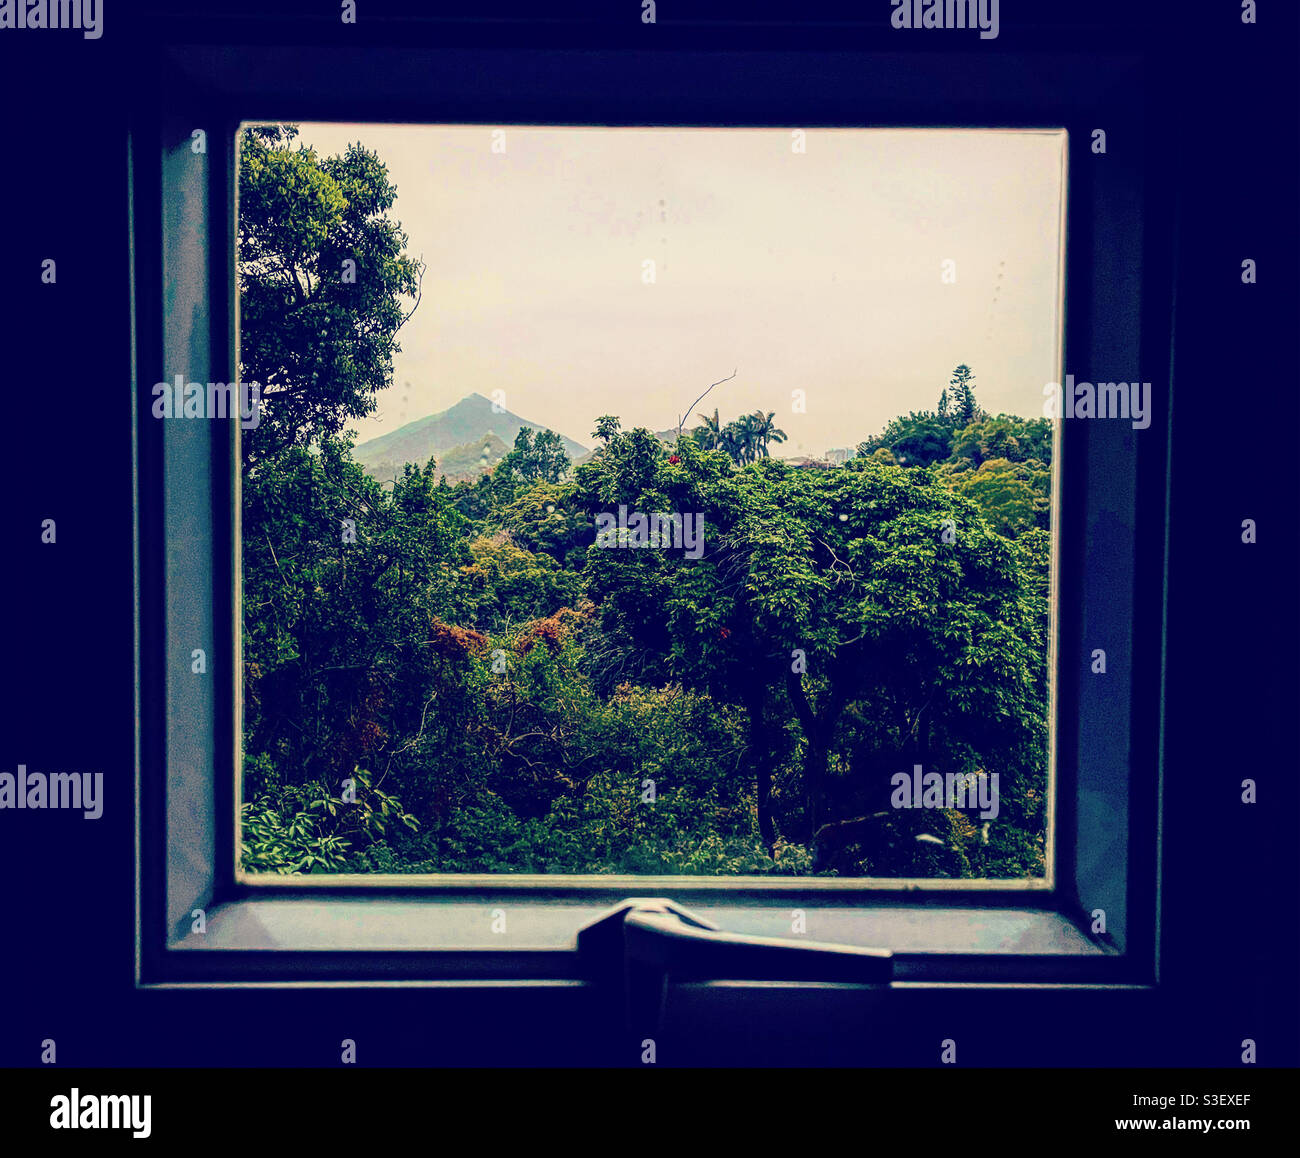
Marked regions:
[132,28,1172,990]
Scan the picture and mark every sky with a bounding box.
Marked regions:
[280,123,1066,459]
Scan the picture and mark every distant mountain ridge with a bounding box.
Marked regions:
[354,393,590,480]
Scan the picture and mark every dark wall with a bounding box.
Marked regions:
[1,1,1295,1068]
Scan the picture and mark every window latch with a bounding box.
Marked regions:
[576,898,892,1036]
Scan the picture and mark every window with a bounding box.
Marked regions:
[235,122,1066,888]
[133,36,1166,993]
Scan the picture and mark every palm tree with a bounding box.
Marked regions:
[738,414,764,464]
[751,410,787,458]
[694,408,722,450]
[719,424,739,463]
[717,423,748,465]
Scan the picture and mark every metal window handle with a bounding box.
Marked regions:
[577,898,892,1036]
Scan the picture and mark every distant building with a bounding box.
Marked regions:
[825,447,853,465]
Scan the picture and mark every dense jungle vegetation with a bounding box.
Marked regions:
[237,126,1053,878]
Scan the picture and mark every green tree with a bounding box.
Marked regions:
[491,481,593,568]
[751,410,788,458]
[573,430,1047,868]
[241,440,477,801]
[949,413,1053,468]
[720,413,764,465]
[237,125,423,464]
[447,470,504,522]
[856,411,954,466]
[942,457,1050,537]
[692,408,722,450]
[948,364,980,426]
[719,421,744,464]
[461,531,583,629]
[498,427,571,485]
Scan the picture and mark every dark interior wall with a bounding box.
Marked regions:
[0,1,1295,1067]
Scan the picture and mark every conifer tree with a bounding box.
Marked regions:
[949,364,979,425]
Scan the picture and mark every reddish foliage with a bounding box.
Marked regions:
[425,616,489,659]
[516,606,586,656]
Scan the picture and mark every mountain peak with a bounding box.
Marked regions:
[354,392,590,477]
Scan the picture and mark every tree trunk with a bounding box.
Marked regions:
[786,669,848,842]
[804,732,829,837]
[743,679,777,854]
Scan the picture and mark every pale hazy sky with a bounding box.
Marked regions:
[284,124,1065,458]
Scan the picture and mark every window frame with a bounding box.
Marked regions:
[132,32,1171,991]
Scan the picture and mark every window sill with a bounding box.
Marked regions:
[161,895,1125,987]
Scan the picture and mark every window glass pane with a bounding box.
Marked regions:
[237,124,1064,880]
